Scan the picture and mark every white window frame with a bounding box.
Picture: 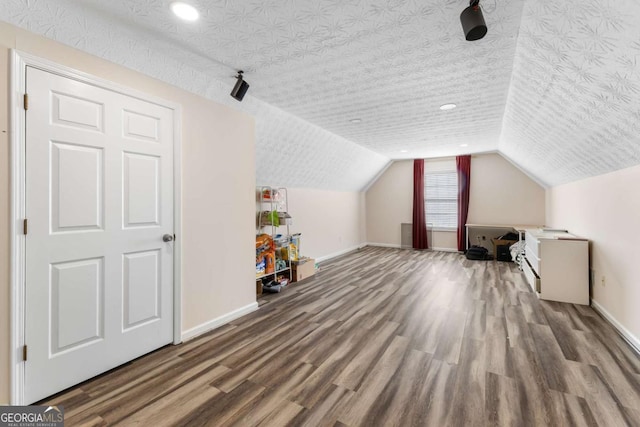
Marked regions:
[424,170,458,232]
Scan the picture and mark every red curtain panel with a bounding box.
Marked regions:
[412,159,429,249]
[456,155,471,251]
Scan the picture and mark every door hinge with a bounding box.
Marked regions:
[23,219,28,235]
[22,345,27,361]
[23,93,29,111]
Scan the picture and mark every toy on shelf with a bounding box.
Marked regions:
[256,234,276,278]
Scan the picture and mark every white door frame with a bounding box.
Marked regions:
[9,50,183,405]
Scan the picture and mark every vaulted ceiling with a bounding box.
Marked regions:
[3,0,640,190]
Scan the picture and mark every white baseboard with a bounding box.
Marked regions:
[366,242,403,248]
[366,242,459,253]
[181,302,259,342]
[591,299,640,355]
[315,244,366,263]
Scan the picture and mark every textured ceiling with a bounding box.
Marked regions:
[2,0,640,189]
[68,0,526,159]
[0,0,389,191]
[500,0,640,186]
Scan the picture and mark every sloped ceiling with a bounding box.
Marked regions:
[2,0,640,189]
[500,0,640,186]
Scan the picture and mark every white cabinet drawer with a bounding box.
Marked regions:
[523,258,541,293]
[520,229,589,305]
[525,232,540,258]
[525,246,541,275]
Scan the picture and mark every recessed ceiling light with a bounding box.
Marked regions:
[171,2,199,21]
[349,118,362,123]
[460,144,469,147]
[400,150,408,153]
[440,103,457,111]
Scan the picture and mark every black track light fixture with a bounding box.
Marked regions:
[460,0,487,41]
[230,70,250,101]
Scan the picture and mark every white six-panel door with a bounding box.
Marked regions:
[24,66,175,403]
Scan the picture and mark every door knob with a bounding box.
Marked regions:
[163,234,174,242]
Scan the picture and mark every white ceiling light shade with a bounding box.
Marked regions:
[440,103,457,111]
[170,2,199,21]
[400,150,409,153]
[460,144,469,147]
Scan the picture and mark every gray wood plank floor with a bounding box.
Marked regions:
[42,247,640,426]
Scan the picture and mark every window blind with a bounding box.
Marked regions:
[424,171,458,229]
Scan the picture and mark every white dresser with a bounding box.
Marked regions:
[522,229,589,305]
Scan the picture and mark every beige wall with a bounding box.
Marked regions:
[546,163,640,344]
[285,188,366,260]
[468,153,545,225]
[365,159,460,250]
[466,153,546,248]
[365,160,413,246]
[365,153,545,250]
[0,23,256,403]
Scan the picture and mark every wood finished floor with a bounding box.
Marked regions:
[43,247,640,426]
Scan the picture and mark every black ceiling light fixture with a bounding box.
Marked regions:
[230,70,250,101]
[460,0,487,41]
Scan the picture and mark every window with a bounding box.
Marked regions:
[424,170,458,230]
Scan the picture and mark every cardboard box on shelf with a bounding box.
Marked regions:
[292,258,316,282]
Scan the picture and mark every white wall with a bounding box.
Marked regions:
[365,153,546,250]
[546,163,640,347]
[284,188,366,261]
[0,23,256,403]
[0,31,10,406]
